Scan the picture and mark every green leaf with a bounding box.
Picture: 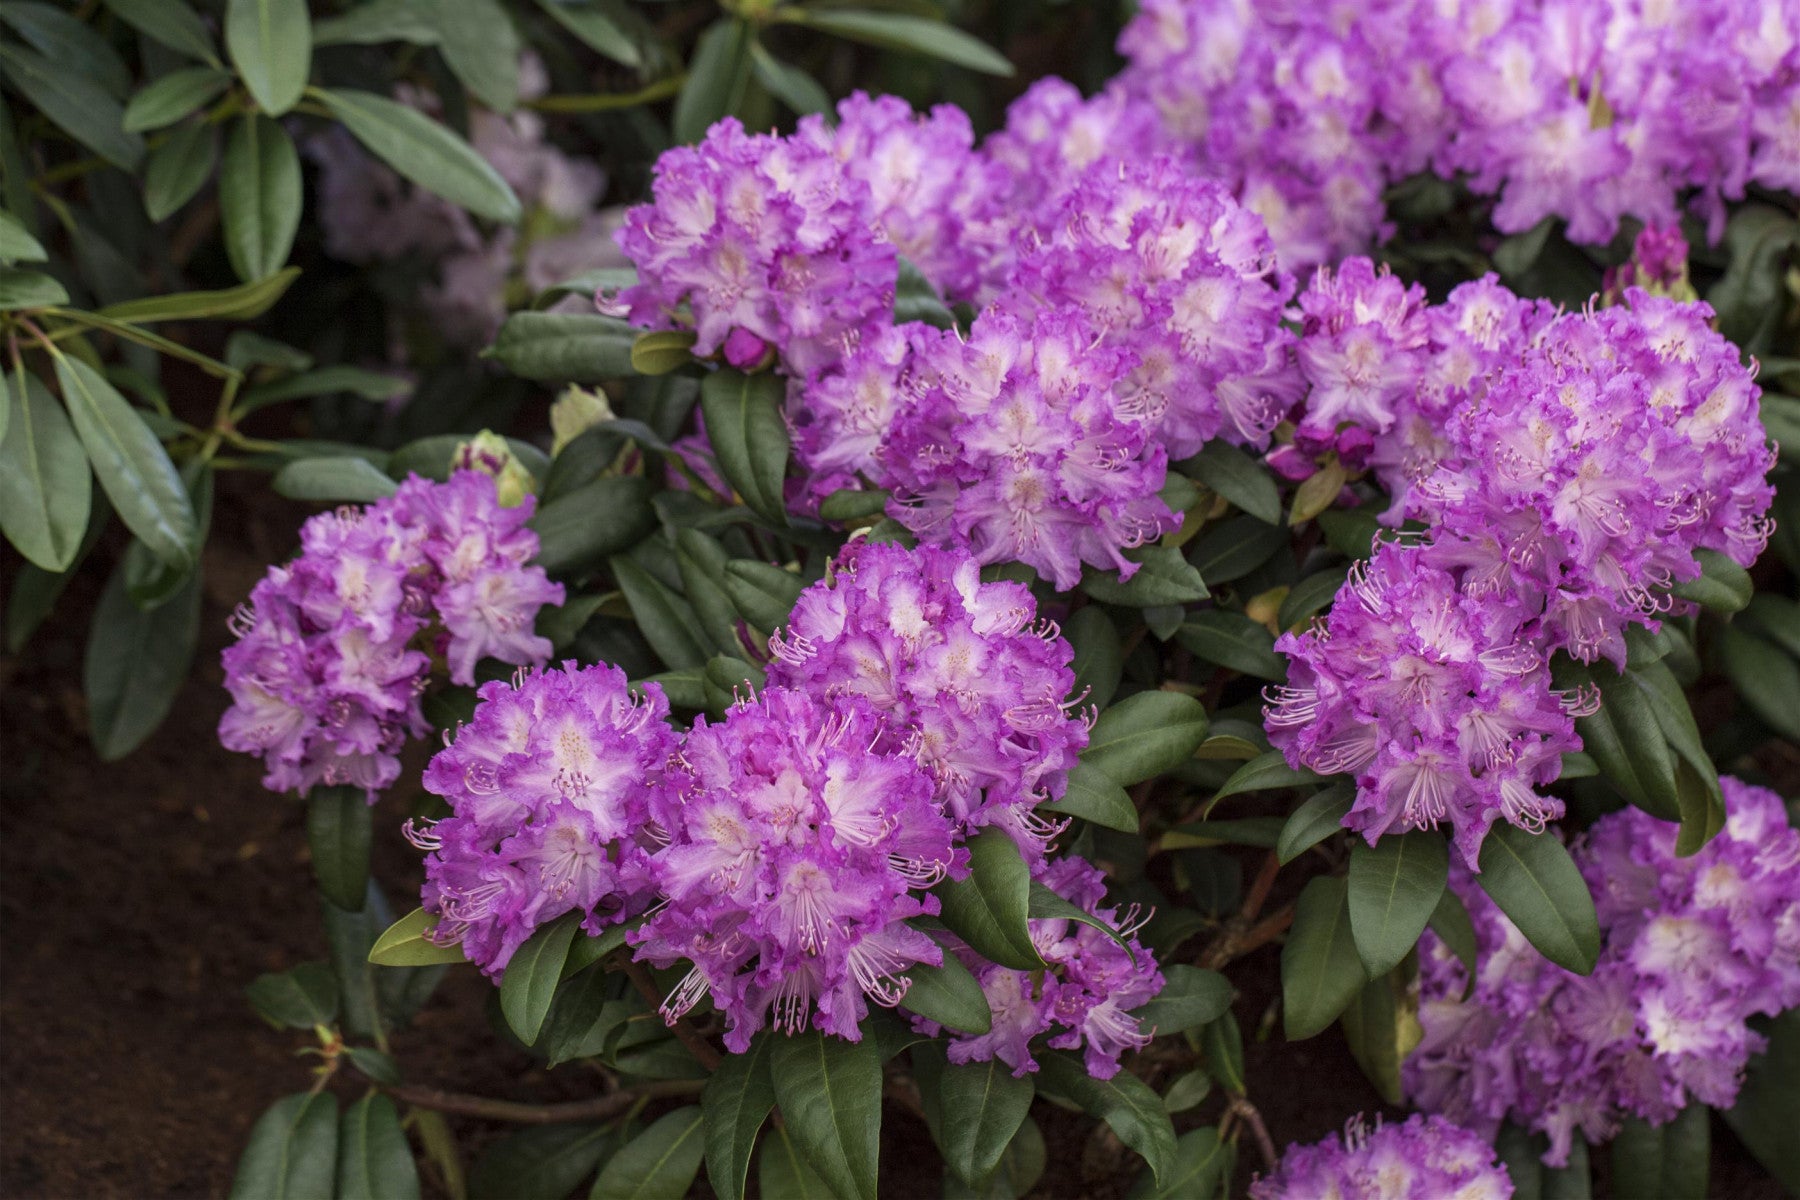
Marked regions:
[6,493,108,652]
[0,42,142,168]
[1127,1127,1228,1200]
[932,828,1042,971]
[1065,605,1121,709]
[84,551,200,760]
[421,0,520,112]
[229,1093,339,1200]
[1475,824,1599,975]
[1036,1052,1176,1184]
[1610,1105,1708,1200]
[629,329,697,376]
[1427,888,1479,995]
[1289,460,1348,525]
[104,0,220,65]
[1496,1123,1545,1200]
[1721,1008,1800,1193]
[532,0,640,68]
[893,255,956,330]
[0,369,90,571]
[318,87,521,223]
[0,266,66,307]
[817,488,888,524]
[1339,967,1422,1106]
[1130,964,1232,1037]
[1707,205,1800,355]
[1282,875,1365,1039]
[220,113,302,283]
[898,952,991,1035]
[1162,817,1285,850]
[613,555,710,671]
[1315,508,1381,559]
[1190,516,1285,586]
[1028,880,1140,964]
[1544,1136,1592,1200]
[1175,610,1285,680]
[1161,1070,1212,1117]
[1040,760,1138,832]
[787,9,1013,76]
[759,1124,833,1200]
[1346,830,1447,978]
[1742,594,1800,659]
[469,1123,613,1200]
[273,456,400,503]
[307,785,371,912]
[747,41,830,118]
[540,968,627,1066]
[1277,566,1349,630]
[769,1028,883,1200]
[500,913,580,1045]
[1718,624,1800,744]
[1276,782,1353,864]
[1082,691,1210,787]
[703,1032,776,1200]
[937,1060,1034,1188]
[369,907,468,966]
[245,961,338,1028]
[1669,548,1752,612]
[490,311,635,381]
[1183,441,1281,526]
[1081,544,1208,607]
[226,0,311,115]
[1199,1012,1246,1097]
[672,20,754,145]
[122,67,230,132]
[338,1094,420,1200]
[238,366,411,416]
[699,368,790,524]
[591,1106,704,1200]
[0,206,44,263]
[313,0,440,47]
[1213,750,1322,804]
[143,120,218,222]
[98,268,299,322]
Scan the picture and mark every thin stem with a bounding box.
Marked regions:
[529,76,687,113]
[1228,1096,1280,1174]
[1199,907,1294,971]
[1240,850,1281,924]
[383,1079,703,1125]
[620,957,723,1071]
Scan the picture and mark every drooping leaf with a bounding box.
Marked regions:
[703,1032,776,1200]
[143,120,218,221]
[122,67,230,132]
[937,1059,1034,1188]
[273,456,400,503]
[1475,824,1599,975]
[84,554,201,760]
[591,1106,704,1200]
[1081,544,1208,607]
[225,0,312,115]
[1183,441,1281,526]
[722,559,805,633]
[99,269,299,323]
[769,1028,883,1200]
[1721,1008,1800,1193]
[1035,1053,1177,1184]
[220,113,302,282]
[318,87,521,222]
[785,9,1013,76]
[337,1093,420,1200]
[0,369,90,571]
[1213,751,1322,803]
[672,20,753,145]
[1339,967,1422,1106]
[1276,782,1353,864]
[1040,761,1138,832]
[612,555,710,672]
[1130,965,1232,1037]
[0,42,142,168]
[245,961,338,1029]
[468,1123,613,1200]
[699,368,789,524]
[758,1124,834,1200]
[1082,691,1210,787]
[932,828,1043,971]
[532,0,640,68]
[1282,875,1365,1039]
[500,913,580,1045]
[1346,830,1447,978]
[307,785,371,912]
[1609,1105,1709,1200]
[1176,610,1285,680]
[899,952,991,1035]
[1126,1127,1229,1200]
[229,1093,339,1200]
[103,0,220,64]
[420,0,520,112]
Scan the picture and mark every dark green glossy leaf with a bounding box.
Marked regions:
[1277,566,1349,630]
[500,913,580,1045]
[1040,761,1138,832]
[1082,690,1209,787]
[1214,751,1322,804]
[229,1093,339,1200]
[1131,964,1232,1037]
[1036,1052,1176,1184]
[672,20,753,145]
[1065,605,1122,709]
[699,368,789,524]
[307,785,371,912]
[1183,441,1280,526]
[1347,830,1447,978]
[1081,544,1208,607]
[1340,967,1420,1106]
[1718,624,1800,744]
[769,1028,882,1200]
[932,828,1042,971]
[758,1124,833,1200]
[1427,887,1479,994]
[220,113,302,282]
[787,9,1013,76]
[613,555,709,671]
[591,1105,704,1200]
[1276,782,1353,864]
[1476,824,1599,975]
[703,1032,776,1200]
[246,961,338,1028]
[531,476,656,577]
[273,456,400,503]
[1127,1127,1228,1200]
[85,554,200,760]
[1610,1105,1708,1200]
[1670,548,1752,612]
[319,87,521,222]
[1190,516,1285,586]
[55,355,195,568]
[1282,875,1365,1039]
[0,369,89,571]
[337,1093,419,1200]
[899,952,991,1035]
[722,559,804,633]
[1176,610,1285,680]
[937,1059,1034,1188]
[1721,1008,1800,1193]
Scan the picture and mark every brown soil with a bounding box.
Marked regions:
[0,473,1785,1199]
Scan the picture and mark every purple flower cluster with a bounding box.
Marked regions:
[219,472,563,798]
[766,540,1087,862]
[1250,1113,1514,1200]
[880,299,1179,591]
[632,688,957,1052]
[605,116,894,377]
[1266,541,1588,869]
[1406,778,1800,1166]
[931,854,1163,1080]
[1118,0,1800,262]
[414,663,676,976]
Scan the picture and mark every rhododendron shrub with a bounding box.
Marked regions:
[93,5,1794,1197]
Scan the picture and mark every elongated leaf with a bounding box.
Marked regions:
[1721,1009,1800,1193]
[672,20,753,145]
[273,456,400,503]
[703,1032,776,1200]
[1214,751,1321,803]
[226,0,311,115]
[1610,1105,1708,1200]
[0,207,44,263]
[0,42,141,168]
[1082,691,1209,787]
[592,1106,704,1200]
[314,0,439,46]
[751,43,831,118]
[319,88,520,222]
[612,555,709,671]
[788,9,1013,76]
[104,0,219,64]
[1276,783,1353,864]
[898,952,991,1035]
[500,914,580,1045]
[629,329,697,376]
[421,0,519,112]
[0,266,65,307]
[1065,605,1122,709]
[85,551,201,760]
[1340,967,1421,1106]
[1081,544,1208,607]
[699,368,789,524]
[99,269,298,323]
[1041,760,1138,832]
[1190,516,1285,586]
[1029,881,1137,963]
[468,1123,612,1200]
[1347,831,1447,978]
[719,560,802,634]
[1427,887,1479,993]
[0,369,89,571]
[532,477,656,577]
[1127,1127,1228,1200]
[123,67,230,132]
[490,311,635,381]
[1476,824,1599,975]
[1718,624,1800,743]
[307,785,371,912]
[759,1124,833,1200]
[938,1060,1034,1188]
[533,0,640,67]
[1176,610,1285,680]
[1130,964,1232,1036]
[1184,441,1281,526]
[1278,566,1349,630]
[220,113,302,282]
[144,121,218,222]
[1670,548,1752,612]
[1036,1052,1176,1183]
[1282,875,1365,1039]
[769,1028,883,1200]
[338,1094,420,1200]
[932,829,1043,971]
[368,907,468,966]
[245,961,338,1028]
[229,1092,339,1200]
